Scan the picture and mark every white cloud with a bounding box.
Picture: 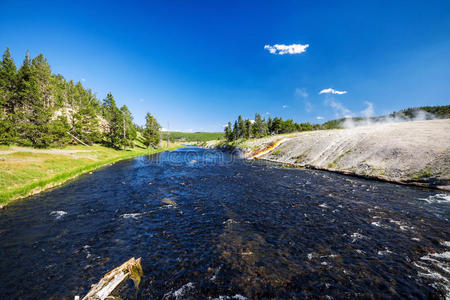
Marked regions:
[316,116,324,120]
[282,105,288,109]
[295,88,308,98]
[160,127,168,132]
[266,112,270,115]
[81,78,86,82]
[264,43,309,55]
[319,88,347,95]
[361,101,374,118]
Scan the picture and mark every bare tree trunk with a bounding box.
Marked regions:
[78,257,143,300]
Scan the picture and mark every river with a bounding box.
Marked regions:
[0,146,449,299]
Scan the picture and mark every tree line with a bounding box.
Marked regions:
[224,113,330,142]
[0,48,160,149]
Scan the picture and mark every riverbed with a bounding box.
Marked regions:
[0,146,449,299]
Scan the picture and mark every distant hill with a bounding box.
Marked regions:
[161,131,223,143]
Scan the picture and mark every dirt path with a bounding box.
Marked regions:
[0,147,94,155]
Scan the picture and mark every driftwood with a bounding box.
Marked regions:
[77,257,143,300]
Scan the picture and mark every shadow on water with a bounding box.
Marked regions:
[0,146,449,299]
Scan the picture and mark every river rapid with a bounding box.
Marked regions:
[0,146,449,299]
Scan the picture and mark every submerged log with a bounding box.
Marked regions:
[78,257,143,300]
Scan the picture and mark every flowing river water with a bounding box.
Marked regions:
[0,146,449,299]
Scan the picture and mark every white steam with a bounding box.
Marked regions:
[341,102,439,129]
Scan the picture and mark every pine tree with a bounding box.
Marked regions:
[120,105,137,148]
[267,116,273,135]
[224,122,232,142]
[15,51,55,147]
[232,120,239,141]
[252,113,266,138]
[71,86,101,145]
[0,48,17,144]
[143,112,160,148]
[244,119,251,139]
[102,92,125,149]
[237,115,244,138]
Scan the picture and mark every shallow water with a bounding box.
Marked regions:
[0,146,449,299]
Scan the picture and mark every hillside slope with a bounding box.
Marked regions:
[242,119,450,190]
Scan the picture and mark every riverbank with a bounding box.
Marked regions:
[0,145,180,205]
[207,119,450,190]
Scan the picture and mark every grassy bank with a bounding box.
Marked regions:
[0,145,180,205]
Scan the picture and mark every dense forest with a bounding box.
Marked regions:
[0,48,160,149]
[224,113,327,142]
[225,105,450,142]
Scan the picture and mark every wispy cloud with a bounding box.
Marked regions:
[295,88,312,112]
[295,88,308,98]
[304,101,312,113]
[319,88,347,95]
[326,99,352,118]
[266,112,270,115]
[81,78,85,82]
[264,43,309,55]
[282,105,288,109]
[316,116,324,120]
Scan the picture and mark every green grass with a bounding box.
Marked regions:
[161,131,223,143]
[271,149,283,157]
[412,168,434,180]
[0,145,180,205]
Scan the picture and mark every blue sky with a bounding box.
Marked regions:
[1,0,449,132]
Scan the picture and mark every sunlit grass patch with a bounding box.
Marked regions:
[0,145,180,204]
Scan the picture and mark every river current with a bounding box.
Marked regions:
[0,146,449,299]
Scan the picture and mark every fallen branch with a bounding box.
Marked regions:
[77,257,143,300]
[67,131,90,147]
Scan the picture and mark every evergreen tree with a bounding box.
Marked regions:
[272,117,281,134]
[224,122,233,142]
[237,115,244,138]
[71,86,101,145]
[143,112,160,148]
[102,92,125,148]
[267,116,273,135]
[0,48,17,144]
[16,52,55,147]
[244,119,251,139]
[120,105,137,148]
[252,113,267,138]
[232,120,239,140]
